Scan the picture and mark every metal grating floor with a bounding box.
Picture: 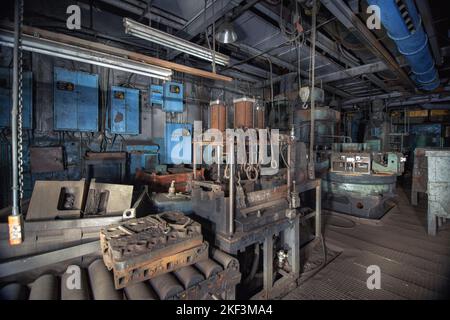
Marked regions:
[283,186,450,300]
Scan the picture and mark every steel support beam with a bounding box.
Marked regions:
[96,0,186,30]
[317,61,387,83]
[341,86,450,106]
[258,61,387,87]
[320,0,415,91]
[0,241,101,279]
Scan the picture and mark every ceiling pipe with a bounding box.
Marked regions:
[366,0,440,91]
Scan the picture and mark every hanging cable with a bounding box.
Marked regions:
[308,0,317,180]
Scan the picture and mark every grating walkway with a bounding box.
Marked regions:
[283,186,450,300]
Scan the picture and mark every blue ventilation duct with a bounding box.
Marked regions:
[366,0,440,91]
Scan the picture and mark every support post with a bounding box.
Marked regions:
[263,234,274,296]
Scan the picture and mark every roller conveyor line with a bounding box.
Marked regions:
[0,251,241,300]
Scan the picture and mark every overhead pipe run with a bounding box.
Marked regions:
[366,0,440,91]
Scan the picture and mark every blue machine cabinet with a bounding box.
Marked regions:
[54,67,99,132]
[0,68,33,129]
[110,86,140,135]
[126,144,160,173]
[165,122,192,164]
[163,82,183,113]
[149,84,164,107]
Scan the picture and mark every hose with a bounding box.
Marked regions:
[244,243,260,284]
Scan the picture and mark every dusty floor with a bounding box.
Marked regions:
[284,186,450,300]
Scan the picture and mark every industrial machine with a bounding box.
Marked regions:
[323,143,406,219]
[412,148,450,235]
[189,97,322,299]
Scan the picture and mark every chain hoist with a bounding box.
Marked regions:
[8,0,24,246]
[17,0,24,202]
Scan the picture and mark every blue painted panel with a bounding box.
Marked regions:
[126,144,160,173]
[150,85,164,106]
[0,68,33,129]
[54,67,98,131]
[110,86,139,135]
[76,71,99,131]
[163,82,183,113]
[165,122,192,164]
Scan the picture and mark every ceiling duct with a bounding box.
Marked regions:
[366,0,440,91]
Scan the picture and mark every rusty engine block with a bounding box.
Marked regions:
[100,211,208,289]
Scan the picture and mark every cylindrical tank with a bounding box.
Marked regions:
[233,97,255,128]
[294,106,341,147]
[209,99,227,132]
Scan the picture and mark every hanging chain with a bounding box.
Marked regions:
[17,0,24,201]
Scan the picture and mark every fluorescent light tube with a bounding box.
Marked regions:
[0,29,173,80]
[123,18,230,66]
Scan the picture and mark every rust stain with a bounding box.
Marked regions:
[114,112,124,123]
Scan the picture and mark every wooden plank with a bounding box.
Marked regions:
[21,26,232,82]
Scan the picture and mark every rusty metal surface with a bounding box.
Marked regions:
[84,180,133,217]
[0,249,241,300]
[411,148,428,205]
[233,99,254,128]
[210,100,227,132]
[100,211,208,289]
[84,151,127,161]
[424,150,450,236]
[30,146,64,173]
[136,168,204,193]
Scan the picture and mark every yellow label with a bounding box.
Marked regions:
[430,110,449,116]
[8,215,23,245]
[408,110,428,117]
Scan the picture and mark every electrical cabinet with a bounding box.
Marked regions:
[165,122,192,164]
[110,86,140,135]
[54,67,99,132]
[163,82,183,113]
[149,84,163,106]
[125,144,160,173]
[0,68,33,129]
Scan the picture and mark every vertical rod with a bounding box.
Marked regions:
[308,0,317,180]
[287,141,291,196]
[315,180,321,237]
[228,139,235,235]
[193,140,197,179]
[263,234,274,296]
[11,0,21,216]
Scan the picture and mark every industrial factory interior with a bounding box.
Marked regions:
[0,0,450,303]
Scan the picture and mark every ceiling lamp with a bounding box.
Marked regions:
[123,18,230,66]
[0,29,173,80]
[215,22,237,44]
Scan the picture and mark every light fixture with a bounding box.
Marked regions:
[215,22,237,44]
[0,29,173,80]
[123,18,230,66]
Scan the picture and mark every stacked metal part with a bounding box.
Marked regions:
[367,0,440,90]
[0,249,241,300]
